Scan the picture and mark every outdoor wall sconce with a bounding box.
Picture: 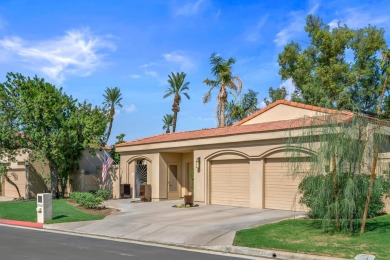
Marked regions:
[196,157,200,173]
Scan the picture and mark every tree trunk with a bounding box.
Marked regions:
[361,146,378,233]
[4,174,22,198]
[218,87,227,127]
[172,111,178,133]
[105,107,115,145]
[172,96,180,133]
[377,74,388,115]
[49,162,58,199]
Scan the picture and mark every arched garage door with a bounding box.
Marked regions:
[265,158,308,211]
[210,159,250,207]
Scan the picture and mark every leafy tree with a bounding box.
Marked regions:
[288,113,390,232]
[0,72,108,198]
[203,53,242,127]
[162,114,174,133]
[225,89,259,126]
[103,87,123,145]
[264,86,287,106]
[163,72,190,133]
[278,15,387,113]
[379,49,390,115]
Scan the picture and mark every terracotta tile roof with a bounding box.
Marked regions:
[233,100,349,126]
[116,113,353,147]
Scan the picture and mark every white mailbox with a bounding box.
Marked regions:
[37,193,52,223]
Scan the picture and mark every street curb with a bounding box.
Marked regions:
[202,245,348,260]
[0,218,43,229]
[42,226,348,260]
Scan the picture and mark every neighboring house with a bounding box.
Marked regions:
[0,150,112,199]
[115,100,390,212]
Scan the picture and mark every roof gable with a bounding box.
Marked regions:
[234,100,340,126]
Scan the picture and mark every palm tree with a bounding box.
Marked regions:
[203,53,242,127]
[163,72,190,133]
[225,89,259,126]
[103,87,123,145]
[162,114,174,133]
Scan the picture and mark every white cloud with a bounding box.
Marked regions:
[162,51,194,71]
[123,104,136,113]
[274,2,320,47]
[245,15,269,42]
[144,70,158,77]
[174,0,205,16]
[0,28,115,83]
[129,74,141,79]
[280,78,296,100]
[328,7,390,29]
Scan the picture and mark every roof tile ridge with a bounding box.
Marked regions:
[233,100,285,126]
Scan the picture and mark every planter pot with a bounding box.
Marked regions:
[140,184,152,202]
[183,194,194,207]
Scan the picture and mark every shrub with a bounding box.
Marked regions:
[299,173,390,222]
[69,192,104,209]
[95,189,110,200]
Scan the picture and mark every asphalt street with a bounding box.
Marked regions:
[0,225,267,260]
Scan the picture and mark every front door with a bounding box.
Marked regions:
[168,165,179,199]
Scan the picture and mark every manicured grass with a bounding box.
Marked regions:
[234,215,390,259]
[0,199,105,224]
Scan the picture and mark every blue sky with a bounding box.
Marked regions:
[0,0,389,144]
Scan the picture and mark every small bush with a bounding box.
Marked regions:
[69,192,103,209]
[95,189,110,200]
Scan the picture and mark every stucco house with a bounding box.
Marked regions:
[110,101,389,212]
[0,150,112,199]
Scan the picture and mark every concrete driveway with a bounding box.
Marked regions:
[46,199,304,246]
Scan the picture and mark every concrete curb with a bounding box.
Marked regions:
[203,245,348,260]
[0,219,43,229]
[43,226,348,260]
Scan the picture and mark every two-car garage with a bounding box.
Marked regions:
[209,158,306,211]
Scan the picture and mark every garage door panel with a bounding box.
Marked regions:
[211,160,249,207]
[265,158,308,211]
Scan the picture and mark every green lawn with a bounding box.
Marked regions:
[0,199,105,224]
[234,215,390,260]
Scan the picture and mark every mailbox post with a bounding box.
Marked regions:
[36,193,52,223]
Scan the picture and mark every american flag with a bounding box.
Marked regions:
[102,150,114,182]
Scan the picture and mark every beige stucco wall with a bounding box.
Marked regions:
[2,150,108,198]
[113,152,159,199]
[192,139,304,207]
[242,104,326,125]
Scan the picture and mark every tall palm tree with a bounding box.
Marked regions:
[162,114,174,133]
[163,72,190,133]
[103,87,122,145]
[203,53,242,127]
[225,89,259,126]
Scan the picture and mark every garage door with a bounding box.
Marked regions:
[265,158,308,211]
[210,159,250,207]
